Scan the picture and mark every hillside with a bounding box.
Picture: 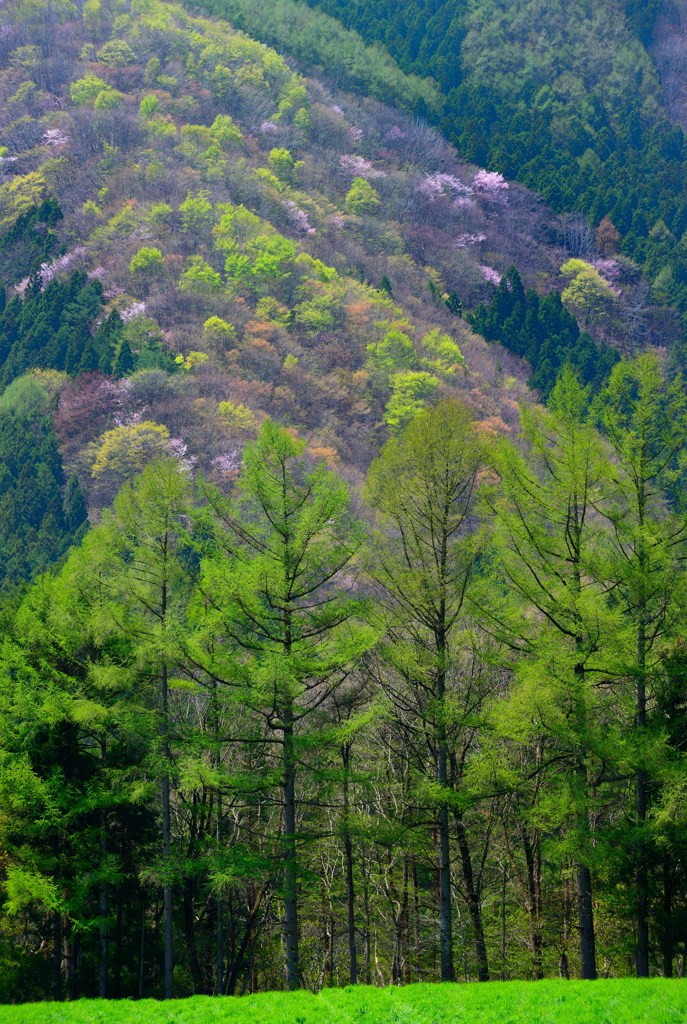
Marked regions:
[268,0,687,335]
[0,0,687,1010]
[0,0,665,573]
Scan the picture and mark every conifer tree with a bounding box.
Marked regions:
[365,399,485,982]
[197,421,376,990]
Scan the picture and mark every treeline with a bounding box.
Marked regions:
[1,354,686,1001]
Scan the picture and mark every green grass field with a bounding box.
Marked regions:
[1,980,686,1024]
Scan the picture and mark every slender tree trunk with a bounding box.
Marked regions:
[98,820,109,999]
[342,745,358,985]
[138,906,146,998]
[662,855,674,978]
[577,862,597,980]
[282,704,300,990]
[183,878,203,992]
[573,657,597,982]
[455,813,489,981]
[636,612,650,977]
[98,738,109,999]
[161,660,174,1000]
[66,932,78,1000]
[225,885,267,995]
[437,759,454,981]
[53,911,63,1001]
[216,791,224,996]
[523,831,544,979]
[436,624,454,982]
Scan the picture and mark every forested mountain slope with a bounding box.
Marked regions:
[276,0,687,334]
[0,0,686,1010]
[0,0,632,585]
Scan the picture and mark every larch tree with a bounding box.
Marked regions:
[196,420,376,990]
[597,353,687,977]
[365,399,486,982]
[486,368,619,981]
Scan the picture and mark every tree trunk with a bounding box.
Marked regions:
[282,705,300,990]
[437,763,454,981]
[342,745,358,985]
[636,615,649,977]
[523,831,544,979]
[53,912,63,1001]
[98,740,109,1000]
[183,878,203,993]
[577,862,597,980]
[455,813,489,981]
[98,846,109,998]
[662,855,674,978]
[161,660,174,1000]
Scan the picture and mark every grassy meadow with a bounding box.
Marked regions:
[1,980,686,1024]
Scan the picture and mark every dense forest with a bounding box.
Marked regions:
[0,0,685,1008]
[278,0,687,330]
[2,361,687,1000]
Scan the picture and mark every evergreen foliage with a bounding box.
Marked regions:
[469,267,620,400]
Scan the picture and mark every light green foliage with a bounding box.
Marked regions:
[139,93,160,118]
[0,979,682,1021]
[248,234,297,285]
[255,296,291,324]
[218,400,256,431]
[0,172,47,229]
[91,421,171,477]
[180,190,213,233]
[420,329,464,377]
[96,39,137,66]
[145,115,178,138]
[276,80,308,121]
[11,0,77,22]
[179,123,214,155]
[210,113,242,148]
[0,373,61,417]
[560,258,617,327]
[253,167,283,191]
[130,246,164,276]
[203,315,236,340]
[93,87,125,110]
[213,204,261,251]
[8,45,42,72]
[147,201,173,227]
[188,0,441,115]
[366,327,416,376]
[345,176,380,215]
[175,350,209,371]
[384,370,439,427]
[179,255,222,292]
[268,147,301,183]
[69,73,108,106]
[294,295,337,332]
[295,252,338,282]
